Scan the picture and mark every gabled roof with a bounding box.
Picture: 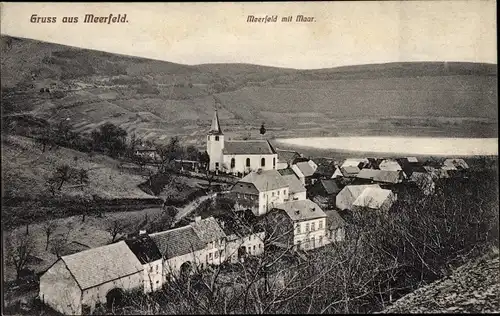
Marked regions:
[281,174,307,194]
[443,158,469,170]
[61,241,143,290]
[223,140,276,155]
[352,187,393,209]
[341,158,369,168]
[276,149,301,163]
[239,169,288,192]
[273,199,327,221]
[318,179,342,195]
[325,210,346,230]
[356,169,403,184]
[379,159,403,171]
[149,226,205,260]
[294,161,316,177]
[190,216,227,244]
[125,235,162,264]
[209,110,223,135]
[343,184,382,199]
[278,168,297,176]
[341,166,361,176]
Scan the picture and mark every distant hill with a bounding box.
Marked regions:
[1,35,497,143]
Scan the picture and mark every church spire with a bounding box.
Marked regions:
[209,109,223,135]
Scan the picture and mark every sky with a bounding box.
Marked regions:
[0,1,496,69]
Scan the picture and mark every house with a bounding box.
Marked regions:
[324,210,346,243]
[378,159,403,171]
[124,234,163,293]
[134,144,159,161]
[341,158,369,169]
[230,169,289,216]
[207,110,278,175]
[443,158,469,171]
[336,184,381,211]
[331,166,344,179]
[311,158,336,180]
[217,216,265,263]
[351,187,396,213]
[149,226,206,280]
[190,216,227,266]
[340,166,361,178]
[276,149,302,170]
[396,158,427,178]
[268,199,329,251]
[279,168,307,201]
[309,179,343,198]
[39,241,143,315]
[355,169,404,186]
[410,171,435,195]
[291,160,318,186]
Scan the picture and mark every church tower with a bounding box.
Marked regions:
[207,110,224,171]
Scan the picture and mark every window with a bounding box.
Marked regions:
[295,224,301,234]
[207,136,210,141]
[150,266,153,272]
[283,190,286,195]
[277,190,280,196]
[156,265,159,271]
[311,222,315,231]
[156,280,160,284]
[261,158,265,167]
[305,223,310,232]
[259,244,262,249]
[230,158,235,169]
[215,162,219,169]
[253,245,256,252]
[246,158,250,167]
[209,253,213,260]
[215,251,219,259]
[319,220,323,229]
[206,254,209,261]
[215,136,219,141]
[272,192,275,197]
[273,158,276,168]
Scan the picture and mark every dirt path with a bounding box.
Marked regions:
[174,192,218,223]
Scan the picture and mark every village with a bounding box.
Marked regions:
[33,110,476,315]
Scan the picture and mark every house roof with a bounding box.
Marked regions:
[343,184,382,199]
[223,140,276,155]
[318,179,342,195]
[356,169,403,184]
[125,235,162,264]
[209,110,223,135]
[341,158,368,168]
[379,159,403,171]
[61,241,143,290]
[341,166,361,176]
[273,199,327,221]
[443,158,469,170]
[294,161,316,177]
[281,174,307,194]
[278,168,297,176]
[325,210,346,230]
[352,187,393,209]
[276,149,301,163]
[407,157,419,163]
[239,169,288,192]
[190,216,227,243]
[149,226,205,260]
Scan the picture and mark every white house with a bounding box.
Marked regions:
[291,160,317,186]
[271,199,329,251]
[351,187,397,213]
[149,226,207,281]
[231,169,289,216]
[378,159,403,171]
[124,234,164,293]
[225,231,266,263]
[207,110,278,175]
[336,184,381,211]
[280,172,307,201]
[331,167,344,179]
[190,216,227,266]
[39,241,144,315]
[341,158,368,168]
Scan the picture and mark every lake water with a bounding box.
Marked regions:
[275,136,498,156]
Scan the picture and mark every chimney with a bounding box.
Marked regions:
[194,216,202,223]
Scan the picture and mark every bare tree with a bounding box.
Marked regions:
[5,233,35,280]
[42,220,58,251]
[106,219,129,243]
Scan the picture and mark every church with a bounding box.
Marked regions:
[207,110,278,176]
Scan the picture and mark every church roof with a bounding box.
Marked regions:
[223,140,277,155]
[209,110,223,135]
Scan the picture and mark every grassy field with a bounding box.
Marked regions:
[1,134,155,201]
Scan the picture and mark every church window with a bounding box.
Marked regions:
[246,158,250,167]
[261,158,265,167]
[215,136,219,141]
[231,158,235,169]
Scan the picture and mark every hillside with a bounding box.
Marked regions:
[1,35,498,145]
[382,249,499,313]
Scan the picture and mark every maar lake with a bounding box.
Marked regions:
[275,136,498,156]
